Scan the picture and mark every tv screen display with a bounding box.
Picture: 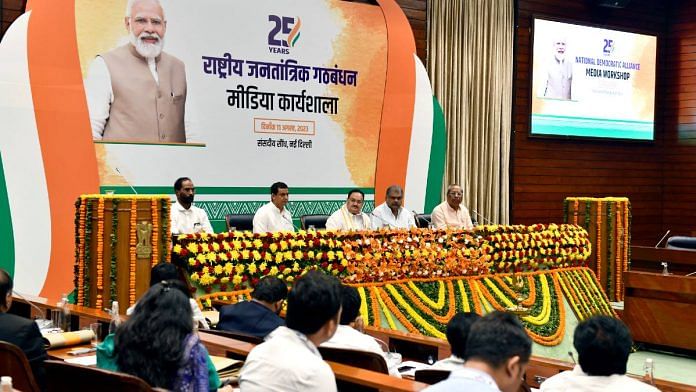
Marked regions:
[530,18,657,141]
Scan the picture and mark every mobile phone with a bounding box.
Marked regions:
[398,365,415,373]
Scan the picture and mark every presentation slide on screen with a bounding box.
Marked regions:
[531,18,656,140]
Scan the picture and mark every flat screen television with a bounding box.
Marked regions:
[530,18,657,141]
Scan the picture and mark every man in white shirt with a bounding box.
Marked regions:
[239,270,342,392]
[253,182,294,233]
[425,311,531,392]
[321,285,400,377]
[84,0,199,143]
[430,185,474,230]
[431,311,480,371]
[170,177,213,234]
[325,189,372,231]
[543,37,572,100]
[370,185,416,229]
[540,315,659,392]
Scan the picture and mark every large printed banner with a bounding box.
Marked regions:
[0,0,445,299]
[531,18,656,140]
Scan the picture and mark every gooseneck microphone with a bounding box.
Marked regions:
[472,209,494,225]
[654,229,671,248]
[114,167,139,195]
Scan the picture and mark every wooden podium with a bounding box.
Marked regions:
[73,195,171,313]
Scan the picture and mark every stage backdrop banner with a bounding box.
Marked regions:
[0,0,444,299]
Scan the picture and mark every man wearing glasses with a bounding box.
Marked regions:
[85,0,195,143]
[325,189,372,231]
[430,184,474,230]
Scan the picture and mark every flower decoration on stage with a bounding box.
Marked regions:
[173,223,591,292]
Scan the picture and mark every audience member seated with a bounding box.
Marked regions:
[540,315,659,392]
[321,285,400,377]
[425,311,531,392]
[253,182,295,233]
[325,189,372,231]
[0,268,47,389]
[171,177,213,234]
[370,185,416,229]
[217,276,287,338]
[97,281,231,391]
[431,311,481,371]
[239,270,342,391]
[430,184,473,230]
[126,262,209,329]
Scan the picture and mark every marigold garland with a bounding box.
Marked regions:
[129,199,137,306]
[396,281,456,324]
[596,200,602,284]
[77,197,87,305]
[375,287,398,330]
[358,286,369,323]
[95,198,105,310]
[456,280,471,312]
[151,199,159,267]
[407,281,446,310]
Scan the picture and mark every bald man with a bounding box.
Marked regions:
[85,0,198,143]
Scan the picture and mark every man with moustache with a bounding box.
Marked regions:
[543,36,573,100]
[171,177,213,234]
[430,184,473,230]
[85,0,193,143]
[325,189,372,231]
[370,185,416,229]
[253,182,295,233]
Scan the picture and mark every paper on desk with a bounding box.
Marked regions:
[398,360,432,377]
[65,355,97,366]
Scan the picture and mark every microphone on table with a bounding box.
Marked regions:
[654,230,670,248]
[114,167,139,195]
[282,213,301,232]
[370,212,390,229]
[13,290,52,330]
[472,209,494,226]
[568,351,576,364]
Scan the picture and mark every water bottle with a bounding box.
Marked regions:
[108,301,120,334]
[0,376,12,392]
[60,293,71,331]
[642,358,655,386]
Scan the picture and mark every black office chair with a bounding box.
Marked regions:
[225,214,254,231]
[300,214,329,230]
[414,214,432,228]
[666,236,696,251]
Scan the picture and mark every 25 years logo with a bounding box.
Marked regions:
[268,15,302,55]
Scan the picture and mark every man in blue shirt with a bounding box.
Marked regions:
[426,311,532,392]
[217,276,288,338]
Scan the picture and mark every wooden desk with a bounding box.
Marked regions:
[623,271,696,352]
[47,344,95,361]
[630,246,696,274]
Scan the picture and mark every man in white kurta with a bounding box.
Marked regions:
[370,185,416,229]
[253,182,294,233]
[431,184,473,230]
[170,177,213,234]
[325,189,372,231]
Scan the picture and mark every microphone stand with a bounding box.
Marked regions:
[12,290,52,330]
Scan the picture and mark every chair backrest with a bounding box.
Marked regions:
[0,341,41,392]
[666,236,696,251]
[414,369,451,385]
[300,214,330,230]
[201,328,264,344]
[225,214,255,231]
[318,346,389,374]
[414,214,432,228]
[44,360,155,392]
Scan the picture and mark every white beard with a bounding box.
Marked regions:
[129,31,164,59]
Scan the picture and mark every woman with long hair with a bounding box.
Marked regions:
[97,281,229,391]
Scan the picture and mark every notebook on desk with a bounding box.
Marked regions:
[210,355,244,379]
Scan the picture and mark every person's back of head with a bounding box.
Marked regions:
[0,268,12,312]
[149,262,179,287]
[251,276,288,303]
[464,311,532,392]
[115,281,194,389]
[285,270,341,342]
[338,285,361,326]
[446,312,481,359]
[573,315,631,376]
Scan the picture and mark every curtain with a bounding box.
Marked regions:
[427,0,514,224]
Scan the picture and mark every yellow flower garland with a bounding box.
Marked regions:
[456,280,471,312]
[95,197,105,309]
[407,280,446,310]
[358,286,369,322]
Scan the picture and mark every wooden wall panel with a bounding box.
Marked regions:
[662,0,696,238]
[512,0,669,245]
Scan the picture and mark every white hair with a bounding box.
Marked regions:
[125,0,166,19]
